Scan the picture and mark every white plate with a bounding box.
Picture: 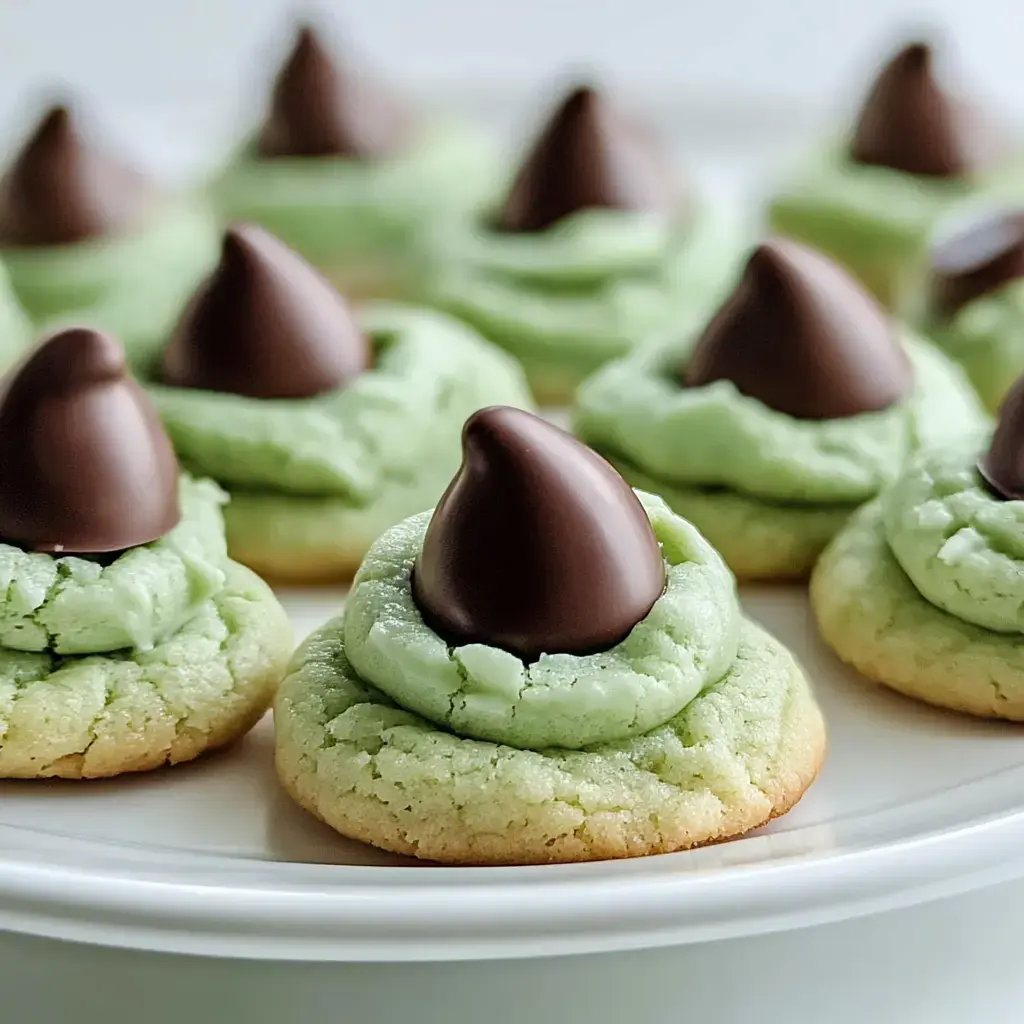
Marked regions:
[2,584,1024,961]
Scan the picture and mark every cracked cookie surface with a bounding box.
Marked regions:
[0,562,293,778]
[0,477,228,655]
[275,616,824,864]
[812,499,1024,719]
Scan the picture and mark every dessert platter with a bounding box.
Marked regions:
[2,21,1024,1024]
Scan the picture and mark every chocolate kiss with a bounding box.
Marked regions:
[412,406,665,661]
[929,210,1024,318]
[978,375,1024,499]
[496,84,676,233]
[684,239,912,420]
[849,42,981,177]
[162,224,370,399]
[0,328,180,553]
[0,105,154,246]
[257,24,414,159]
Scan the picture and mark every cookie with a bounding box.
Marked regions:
[0,328,293,777]
[0,105,218,327]
[768,42,1018,313]
[575,241,988,580]
[0,562,291,779]
[210,26,497,303]
[811,500,1024,719]
[275,407,824,863]
[141,231,532,583]
[422,84,738,404]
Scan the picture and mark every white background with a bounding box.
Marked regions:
[0,0,1022,126]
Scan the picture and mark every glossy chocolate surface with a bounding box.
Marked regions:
[162,224,369,399]
[684,239,912,419]
[0,328,180,553]
[413,406,666,661]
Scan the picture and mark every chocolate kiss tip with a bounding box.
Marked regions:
[0,328,180,554]
[495,82,675,234]
[412,406,665,662]
[162,223,368,399]
[0,102,153,247]
[28,326,126,389]
[849,38,977,178]
[257,21,413,160]
[978,374,1024,500]
[684,238,911,420]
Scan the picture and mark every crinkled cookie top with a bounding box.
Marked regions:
[0,476,228,655]
[342,491,741,751]
[145,303,531,499]
[574,331,987,505]
[883,438,1024,634]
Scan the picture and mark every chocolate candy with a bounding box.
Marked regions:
[929,209,1024,318]
[162,224,369,399]
[849,42,982,178]
[978,374,1024,499]
[0,105,154,247]
[684,239,912,419]
[0,328,179,553]
[496,84,676,233]
[412,406,665,661]
[257,24,414,160]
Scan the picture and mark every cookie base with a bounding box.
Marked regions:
[811,501,1024,720]
[0,563,293,779]
[609,456,853,581]
[275,618,825,865]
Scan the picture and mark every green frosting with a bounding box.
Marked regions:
[924,279,1024,411]
[574,331,988,506]
[144,304,532,502]
[0,260,32,371]
[768,149,984,311]
[343,491,741,751]
[605,453,852,581]
[3,199,219,327]
[0,477,228,656]
[209,120,497,275]
[0,560,292,778]
[274,613,822,863]
[882,439,1024,634]
[423,203,739,397]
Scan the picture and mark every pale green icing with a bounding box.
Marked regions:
[0,561,292,779]
[423,203,740,392]
[607,454,852,581]
[209,119,498,270]
[0,477,228,656]
[767,149,988,312]
[2,200,220,326]
[0,261,32,371]
[145,304,532,500]
[925,279,1024,411]
[343,492,741,751]
[882,439,1024,634]
[769,148,971,244]
[574,331,987,505]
